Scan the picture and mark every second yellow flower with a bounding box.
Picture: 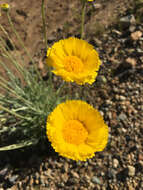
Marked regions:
[46,37,101,85]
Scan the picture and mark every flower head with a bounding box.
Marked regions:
[46,37,101,85]
[46,100,108,161]
[1,3,10,12]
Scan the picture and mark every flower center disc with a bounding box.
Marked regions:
[62,120,88,145]
[64,56,83,73]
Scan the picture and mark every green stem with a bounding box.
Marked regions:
[41,0,48,49]
[81,0,86,39]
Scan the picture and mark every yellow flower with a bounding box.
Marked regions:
[1,3,10,12]
[46,100,108,161]
[46,37,101,85]
[88,0,94,1]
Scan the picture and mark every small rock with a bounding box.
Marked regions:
[9,175,18,184]
[128,165,135,176]
[108,112,112,119]
[93,37,102,46]
[129,25,136,32]
[138,153,143,161]
[126,57,137,67]
[0,166,9,177]
[71,171,79,178]
[131,31,142,41]
[118,113,127,121]
[106,100,112,105]
[122,128,127,133]
[113,87,118,92]
[115,94,120,100]
[113,159,119,168]
[97,75,107,84]
[99,111,104,116]
[120,15,136,24]
[91,176,101,184]
[119,95,126,101]
[137,48,143,53]
[112,29,122,35]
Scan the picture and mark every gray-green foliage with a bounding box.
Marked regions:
[0,15,63,151]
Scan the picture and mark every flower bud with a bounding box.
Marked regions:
[1,3,10,12]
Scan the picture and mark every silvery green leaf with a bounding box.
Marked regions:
[0,138,39,151]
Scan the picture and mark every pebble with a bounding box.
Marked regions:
[137,48,143,53]
[113,87,118,92]
[119,95,126,101]
[115,94,120,100]
[129,25,136,32]
[106,100,112,105]
[108,111,112,119]
[118,113,127,121]
[0,167,9,177]
[126,57,137,67]
[99,111,104,116]
[97,75,107,84]
[131,31,142,41]
[91,176,101,184]
[113,159,119,168]
[119,15,136,24]
[9,175,18,184]
[128,165,135,176]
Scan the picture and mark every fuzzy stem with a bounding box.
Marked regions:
[81,0,86,39]
[6,13,33,64]
[41,0,48,49]
[0,24,16,50]
[6,12,42,80]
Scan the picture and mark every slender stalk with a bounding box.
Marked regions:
[0,42,35,93]
[6,13,33,63]
[0,25,40,88]
[0,24,16,50]
[0,38,25,76]
[41,0,48,49]
[6,12,42,80]
[80,0,86,39]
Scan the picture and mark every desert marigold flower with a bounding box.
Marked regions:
[46,100,108,161]
[46,37,101,85]
[1,3,10,12]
